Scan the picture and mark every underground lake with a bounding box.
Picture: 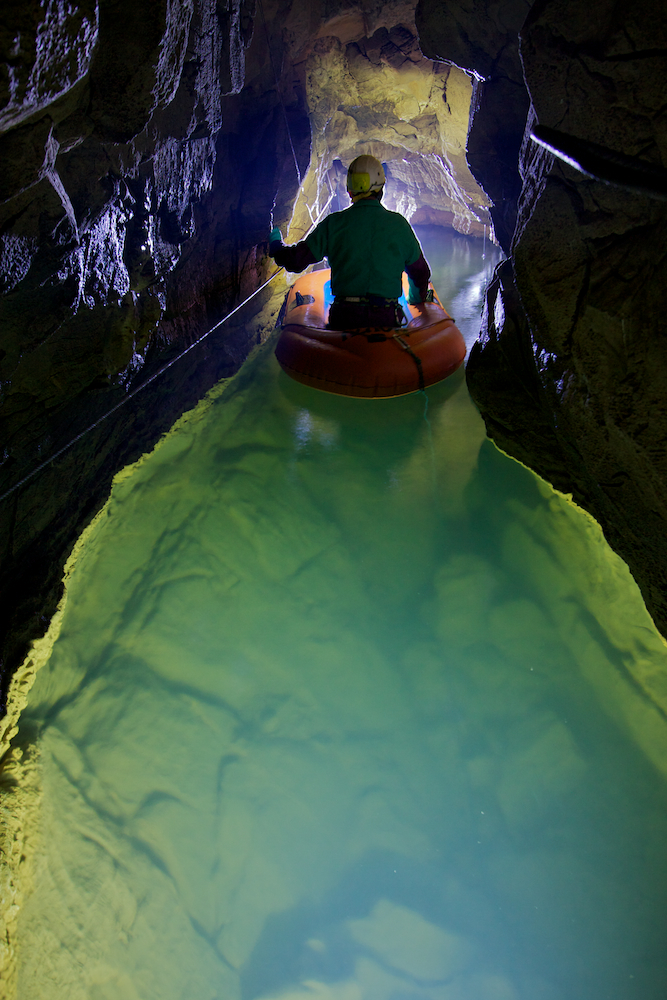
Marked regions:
[6,229,667,1000]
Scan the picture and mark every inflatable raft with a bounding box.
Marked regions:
[275,269,466,398]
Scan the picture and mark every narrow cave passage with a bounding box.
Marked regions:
[2,7,667,999]
[7,231,667,1000]
[272,24,491,252]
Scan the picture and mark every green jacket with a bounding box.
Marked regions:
[305,198,423,300]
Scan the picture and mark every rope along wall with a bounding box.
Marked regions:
[0,9,331,507]
[0,268,282,505]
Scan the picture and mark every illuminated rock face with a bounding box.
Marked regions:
[419,0,667,638]
[286,25,490,242]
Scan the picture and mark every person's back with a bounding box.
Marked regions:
[306,197,422,300]
[269,154,431,330]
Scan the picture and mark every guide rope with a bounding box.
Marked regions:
[0,9,334,507]
[0,188,336,508]
[0,271,282,506]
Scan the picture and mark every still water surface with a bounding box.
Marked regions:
[14,230,667,1000]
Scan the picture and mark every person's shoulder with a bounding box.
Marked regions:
[382,206,419,236]
[381,205,413,225]
[319,208,348,228]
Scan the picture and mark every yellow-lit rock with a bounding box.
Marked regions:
[286,25,490,242]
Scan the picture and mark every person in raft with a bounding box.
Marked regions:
[268,154,431,330]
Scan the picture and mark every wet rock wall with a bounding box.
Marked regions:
[0,0,304,700]
[416,0,532,252]
[418,0,667,640]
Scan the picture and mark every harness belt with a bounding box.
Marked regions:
[336,295,399,306]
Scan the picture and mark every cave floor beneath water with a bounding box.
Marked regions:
[10,231,667,1000]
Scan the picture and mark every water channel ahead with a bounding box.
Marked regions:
[13,229,667,1000]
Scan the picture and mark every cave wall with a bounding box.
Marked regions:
[416,0,532,251]
[509,0,667,636]
[0,0,303,702]
[1,0,497,703]
[6,0,665,707]
[418,0,667,641]
[0,0,326,701]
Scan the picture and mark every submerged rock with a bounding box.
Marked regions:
[348,899,473,981]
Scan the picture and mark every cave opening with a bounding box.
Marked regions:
[276,22,492,248]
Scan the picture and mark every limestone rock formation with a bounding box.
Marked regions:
[418,0,667,640]
[0,0,303,698]
[416,0,532,251]
[286,22,490,243]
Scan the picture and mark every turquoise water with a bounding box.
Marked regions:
[12,230,667,1000]
[413,228,499,351]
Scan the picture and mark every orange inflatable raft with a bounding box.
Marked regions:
[275,268,466,398]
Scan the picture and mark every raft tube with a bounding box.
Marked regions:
[275,269,466,398]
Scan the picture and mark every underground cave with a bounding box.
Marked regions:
[1,1,667,998]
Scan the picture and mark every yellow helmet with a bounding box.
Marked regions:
[347,154,386,200]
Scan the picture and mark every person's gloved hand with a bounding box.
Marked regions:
[269,227,283,258]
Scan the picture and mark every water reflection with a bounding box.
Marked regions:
[11,229,667,1000]
[416,226,502,349]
